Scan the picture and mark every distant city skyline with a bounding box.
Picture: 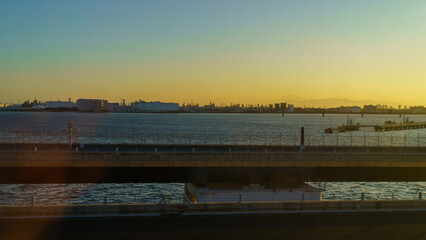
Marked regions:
[0,96,417,109]
[2,1,426,106]
[3,96,426,114]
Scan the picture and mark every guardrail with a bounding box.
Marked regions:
[1,190,425,206]
[4,199,426,218]
[0,129,425,147]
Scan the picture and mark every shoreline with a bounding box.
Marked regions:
[1,110,425,115]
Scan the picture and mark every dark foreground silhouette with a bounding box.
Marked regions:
[2,210,426,240]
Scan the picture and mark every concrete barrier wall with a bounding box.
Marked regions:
[1,151,426,167]
[2,200,426,217]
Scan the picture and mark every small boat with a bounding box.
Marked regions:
[337,116,360,132]
[338,124,360,132]
[324,128,333,134]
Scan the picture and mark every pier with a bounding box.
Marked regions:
[374,122,426,132]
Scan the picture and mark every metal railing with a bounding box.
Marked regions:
[1,191,425,206]
[322,192,424,201]
[1,129,426,147]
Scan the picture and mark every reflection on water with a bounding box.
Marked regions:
[0,112,425,146]
[0,183,184,205]
[1,182,426,205]
[0,112,426,204]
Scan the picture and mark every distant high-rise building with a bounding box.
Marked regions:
[76,99,109,112]
[410,106,426,114]
[363,105,378,113]
[108,103,120,112]
[349,106,361,113]
[274,103,280,111]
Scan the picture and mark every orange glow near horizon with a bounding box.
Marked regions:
[1,1,426,107]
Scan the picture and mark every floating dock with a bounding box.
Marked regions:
[374,122,426,132]
[325,122,426,133]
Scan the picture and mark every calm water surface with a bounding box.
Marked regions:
[0,112,426,204]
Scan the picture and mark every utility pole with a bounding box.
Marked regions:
[69,120,73,147]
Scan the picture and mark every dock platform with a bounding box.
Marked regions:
[374,122,426,132]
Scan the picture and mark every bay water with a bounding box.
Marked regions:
[1,112,426,205]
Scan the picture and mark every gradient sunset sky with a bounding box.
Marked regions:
[1,0,426,107]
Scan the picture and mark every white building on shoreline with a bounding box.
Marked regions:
[131,100,179,112]
[46,101,75,109]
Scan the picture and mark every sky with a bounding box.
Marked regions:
[1,0,426,107]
